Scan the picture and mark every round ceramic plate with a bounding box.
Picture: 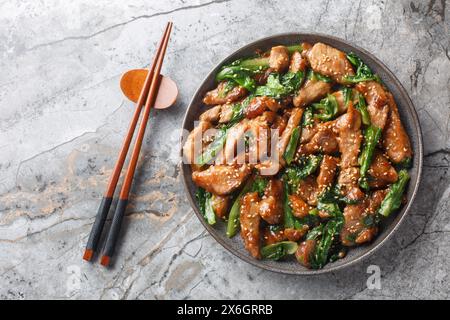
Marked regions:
[180,33,423,275]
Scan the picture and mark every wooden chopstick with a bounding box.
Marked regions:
[100,22,173,267]
[83,22,172,262]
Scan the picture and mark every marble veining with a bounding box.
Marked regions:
[0,0,449,299]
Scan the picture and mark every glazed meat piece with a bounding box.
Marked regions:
[244,112,276,164]
[199,105,222,123]
[263,226,286,245]
[279,96,294,109]
[355,81,389,129]
[271,113,289,136]
[341,190,387,246]
[293,78,332,108]
[300,118,320,143]
[317,155,338,193]
[300,42,313,59]
[182,121,212,165]
[254,67,274,85]
[192,164,251,195]
[289,51,308,73]
[337,167,365,201]
[240,192,262,259]
[295,239,317,268]
[335,104,362,168]
[254,160,280,177]
[222,120,249,163]
[245,96,281,119]
[218,103,234,123]
[300,118,335,144]
[298,127,339,155]
[368,150,398,189]
[277,108,304,162]
[203,81,247,105]
[258,179,283,224]
[254,111,287,175]
[288,194,311,218]
[296,176,319,206]
[382,92,413,164]
[307,42,355,84]
[254,110,277,125]
[211,195,231,219]
[269,45,290,73]
[332,89,359,115]
[285,226,309,242]
[332,90,347,115]
[333,104,364,201]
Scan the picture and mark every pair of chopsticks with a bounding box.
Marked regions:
[83,22,173,266]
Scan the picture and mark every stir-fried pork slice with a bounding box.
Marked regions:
[221,120,249,164]
[341,201,374,246]
[289,51,308,73]
[271,113,289,136]
[355,81,389,129]
[245,96,282,119]
[368,150,398,189]
[333,90,347,115]
[341,190,387,246]
[218,103,234,123]
[263,226,286,245]
[300,119,320,143]
[382,92,413,164]
[269,45,290,73]
[300,118,335,144]
[211,195,231,219]
[242,112,276,165]
[203,81,247,105]
[332,89,359,115]
[256,110,277,125]
[316,107,363,198]
[307,42,355,84]
[317,155,338,193]
[296,239,317,268]
[293,78,332,108]
[199,105,222,123]
[279,96,294,109]
[336,104,362,168]
[240,192,262,259]
[254,160,280,177]
[250,112,284,175]
[296,176,319,206]
[277,108,304,161]
[183,121,212,166]
[258,180,283,224]
[300,42,313,59]
[284,225,309,242]
[337,167,365,201]
[288,194,311,218]
[192,164,251,195]
[298,127,339,155]
[254,67,274,85]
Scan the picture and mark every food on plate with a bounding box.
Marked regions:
[185,42,412,269]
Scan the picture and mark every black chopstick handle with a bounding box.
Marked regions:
[83,196,113,261]
[100,198,128,266]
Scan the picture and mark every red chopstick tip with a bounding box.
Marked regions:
[83,249,94,261]
[100,255,111,267]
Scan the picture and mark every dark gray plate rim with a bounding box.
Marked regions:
[180,32,423,275]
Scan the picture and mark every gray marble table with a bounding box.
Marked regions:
[0,0,449,299]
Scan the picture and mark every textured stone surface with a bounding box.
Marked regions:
[0,0,449,299]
